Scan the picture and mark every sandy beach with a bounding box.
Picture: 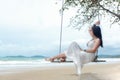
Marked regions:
[0,62,120,80]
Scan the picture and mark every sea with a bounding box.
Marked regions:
[0,55,120,74]
[0,55,73,73]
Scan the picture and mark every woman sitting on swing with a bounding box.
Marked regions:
[46,21,103,64]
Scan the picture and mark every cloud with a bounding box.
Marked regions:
[0,42,54,56]
[0,0,61,29]
[0,0,119,56]
[102,23,120,48]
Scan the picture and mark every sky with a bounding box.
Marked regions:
[0,0,120,57]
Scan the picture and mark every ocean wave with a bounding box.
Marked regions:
[0,59,51,65]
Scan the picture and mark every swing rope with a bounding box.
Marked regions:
[59,0,64,54]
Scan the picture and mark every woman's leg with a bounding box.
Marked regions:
[46,53,66,62]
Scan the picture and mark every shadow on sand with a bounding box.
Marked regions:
[70,73,102,80]
[81,73,102,80]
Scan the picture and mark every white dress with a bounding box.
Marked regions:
[65,40,96,75]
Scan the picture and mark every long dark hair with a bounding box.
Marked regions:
[92,24,103,47]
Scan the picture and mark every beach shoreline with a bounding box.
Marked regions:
[0,62,120,80]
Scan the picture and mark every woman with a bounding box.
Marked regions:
[46,21,103,74]
[46,21,103,62]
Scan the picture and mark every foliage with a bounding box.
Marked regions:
[61,0,120,29]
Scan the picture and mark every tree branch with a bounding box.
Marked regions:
[98,4,120,20]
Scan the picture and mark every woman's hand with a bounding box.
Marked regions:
[95,20,100,25]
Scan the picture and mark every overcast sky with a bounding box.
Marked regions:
[0,0,120,57]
